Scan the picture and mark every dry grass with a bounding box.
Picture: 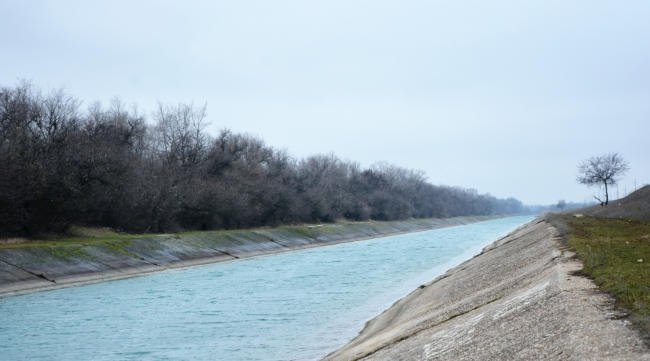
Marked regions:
[561,215,650,341]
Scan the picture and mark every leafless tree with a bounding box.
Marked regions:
[0,81,529,236]
[577,152,629,206]
[153,102,208,169]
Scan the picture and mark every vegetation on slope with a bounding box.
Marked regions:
[0,216,494,250]
[0,217,495,293]
[560,215,650,341]
[0,82,524,237]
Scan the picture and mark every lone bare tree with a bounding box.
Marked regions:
[577,153,629,206]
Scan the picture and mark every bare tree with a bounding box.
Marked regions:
[0,81,528,236]
[153,102,208,168]
[577,153,629,206]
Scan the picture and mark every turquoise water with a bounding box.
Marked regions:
[0,216,533,361]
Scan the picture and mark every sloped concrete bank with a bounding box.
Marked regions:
[0,216,496,298]
[325,218,649,361]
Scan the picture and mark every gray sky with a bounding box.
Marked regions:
[2,0,649,204]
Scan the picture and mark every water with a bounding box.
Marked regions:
[0,216,533,361]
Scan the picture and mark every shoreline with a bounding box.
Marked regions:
[324,217,649,360]
[0,215,501,298]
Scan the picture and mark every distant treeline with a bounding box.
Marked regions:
[0,82,524,236]
[528,201,594,214]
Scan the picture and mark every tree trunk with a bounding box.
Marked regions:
[604,181,609,205]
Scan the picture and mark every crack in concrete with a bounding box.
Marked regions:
[0,258,56,283]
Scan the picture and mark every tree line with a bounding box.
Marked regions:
[0,82,524,236]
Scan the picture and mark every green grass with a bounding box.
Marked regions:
[0,233,151,249]
[0,216,495,250]
[101,240,138,258]
[562,215,650,339]
[44,245,92,260]
[0,222,358,249]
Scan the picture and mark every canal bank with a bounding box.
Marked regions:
[0,215,498,297]
[0,216,532,361]
[324,216,649,361]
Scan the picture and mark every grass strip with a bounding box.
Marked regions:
[561,215,650,340]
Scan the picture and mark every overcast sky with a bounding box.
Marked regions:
[2,1,649,204]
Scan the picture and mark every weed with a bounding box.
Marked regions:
[562,215,650,339]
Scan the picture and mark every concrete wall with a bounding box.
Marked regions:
[0,216,496,297]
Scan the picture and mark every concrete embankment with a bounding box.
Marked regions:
[0,216,495,297]
[325,218,649,361]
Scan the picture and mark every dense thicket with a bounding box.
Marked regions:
[0,82,524,236]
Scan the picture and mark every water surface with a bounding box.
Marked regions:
[0,216,533,360]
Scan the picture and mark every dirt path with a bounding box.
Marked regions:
[325,219,649,360]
